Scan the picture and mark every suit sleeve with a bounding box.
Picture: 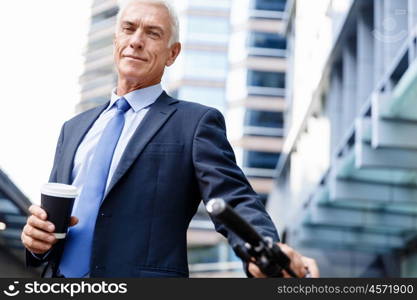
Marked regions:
[25,122,66,269]
[25,250,51,268]
[48,122,66,182]
[192,108,280,254]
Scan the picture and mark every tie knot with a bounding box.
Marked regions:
[115,97,131,113]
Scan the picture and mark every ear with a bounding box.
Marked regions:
[166,42,181,67]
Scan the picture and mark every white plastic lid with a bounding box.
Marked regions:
[41,183,78,198]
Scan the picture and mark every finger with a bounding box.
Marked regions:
[27,215,55,233]
[292,255,307,278]
[281,270,291,278]
[281,267,305,278]
[69,216,79,227]
[21,234,53,254]
[301,257,320,278]
[28,205,48,220]
[23,224,56,244]
[278,243,307,278]
[248,262,267,278]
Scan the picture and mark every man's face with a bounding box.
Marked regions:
[114,2,180,86]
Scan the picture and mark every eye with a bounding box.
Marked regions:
[122,27,134,33]
[149,31,160,38]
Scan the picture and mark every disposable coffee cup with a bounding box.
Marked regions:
[41,183,78,239]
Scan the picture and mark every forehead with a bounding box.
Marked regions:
[120,2,171,29]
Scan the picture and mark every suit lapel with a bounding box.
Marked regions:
[60,103,109,184]
[103,92,178,200]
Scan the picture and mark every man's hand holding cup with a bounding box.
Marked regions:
[21,183,79,255]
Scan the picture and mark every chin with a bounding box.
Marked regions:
[119,67,145,80]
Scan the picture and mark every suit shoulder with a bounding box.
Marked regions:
[174,99,223,117]
[65,103,108,125]
[170,98,226,133]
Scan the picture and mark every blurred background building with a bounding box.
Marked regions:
[269,0,417,276]
[0,168,38,276]
[77,0,119,113]
[226,0,287,206]
[4,0,417,278]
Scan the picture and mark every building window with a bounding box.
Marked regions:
[247,71,286,88]
[244,151,280,169]
[254,0,287,12]
[188,245,222,264]
[92,6,118,24]
[88,36,114,52]
[184,50,228,80]
[249,32,287,50]
[188,244,239,264]
[245,110,284,128]
[186,16,229,45]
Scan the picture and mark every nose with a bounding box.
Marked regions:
[129,30,145,50]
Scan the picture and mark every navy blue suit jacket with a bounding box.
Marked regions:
[26,92,279,277]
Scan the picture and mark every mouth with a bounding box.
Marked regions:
[122,54,148,62]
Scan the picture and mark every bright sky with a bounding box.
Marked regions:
[0,0,93,204]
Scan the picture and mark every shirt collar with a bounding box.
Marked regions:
[106,83,163,113]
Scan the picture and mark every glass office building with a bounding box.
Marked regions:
[270,0,417,276]
[226,0,287,205]
[164,0,231,113]
[77,0,119,113]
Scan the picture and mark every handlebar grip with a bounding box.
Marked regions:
[206,198,264,247]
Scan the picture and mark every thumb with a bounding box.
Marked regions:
[69,216,79,227]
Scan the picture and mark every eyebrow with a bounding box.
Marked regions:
[120,21,165,35]
[121,21,136,27]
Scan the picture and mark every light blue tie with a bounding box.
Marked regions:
[59,98,131,277]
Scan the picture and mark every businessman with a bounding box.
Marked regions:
[21,0,318,278]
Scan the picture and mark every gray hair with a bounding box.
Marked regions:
[116,0,180,46]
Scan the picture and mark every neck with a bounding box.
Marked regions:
[116,78,161,96]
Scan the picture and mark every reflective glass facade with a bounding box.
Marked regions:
[244,151,280,170]
[271,0,417,277]
[247,71,286,88]
[249,31,287,50]
[245,110,284,128]
[227,0,287,213]
[254,0,287,11]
